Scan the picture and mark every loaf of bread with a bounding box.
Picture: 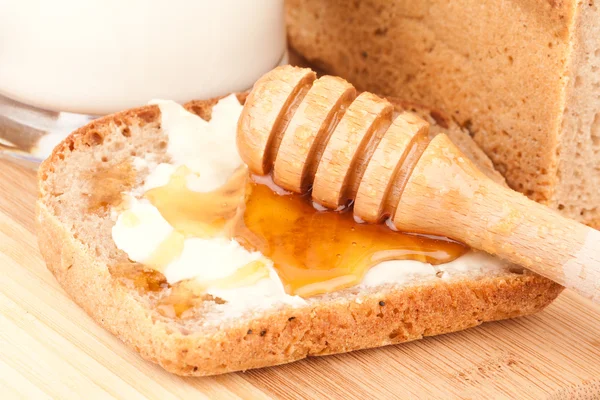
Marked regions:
[36,94,562,376]
[286,0,600,228]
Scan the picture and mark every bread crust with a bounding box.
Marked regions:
[36,96,563,376]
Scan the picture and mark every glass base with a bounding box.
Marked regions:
[0,94,97,168]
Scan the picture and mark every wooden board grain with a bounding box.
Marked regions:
[1,158,600,400]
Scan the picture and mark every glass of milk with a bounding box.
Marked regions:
[0,0,287,165]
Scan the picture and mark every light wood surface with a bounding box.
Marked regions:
[2,158,600,399]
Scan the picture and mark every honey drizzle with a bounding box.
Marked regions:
[144,165,249,237]
[109,262,169,293]
[109,262,218,319]
[87,161,135,212]
[154,261,269,319]
[109,162,467,310]
[155,280,214,319]
[233,176,467,297]
[145,231,185,272]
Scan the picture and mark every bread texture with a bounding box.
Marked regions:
[286,0,600,228]
[36,94,563,376]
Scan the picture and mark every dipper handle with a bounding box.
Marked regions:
[394,134,600,302]
[237,65,600,302]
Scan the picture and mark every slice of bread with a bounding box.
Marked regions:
[286,0,600,228]
[36,94,562,376]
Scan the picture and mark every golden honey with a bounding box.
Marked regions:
[155,281,209,319]
[87,161,135,212]
[145,165,248,238]
[154,261,269,319]
[110,166,467,303]
[145,231,185,272]
[108,262,169,292]
[234,176,467,297]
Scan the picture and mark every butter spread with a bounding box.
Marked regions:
[361,250,509,288]
[112,198,173,263]
[143,163,176,192]
[165,237,262,283]
[437,250,510,279]
[112,95,510,313]
[113,95,305,309]
[149,95,243,192]
[361,260,437,287]
[113,197,303,308]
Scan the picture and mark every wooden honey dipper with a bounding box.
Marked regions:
[237,65,600,303]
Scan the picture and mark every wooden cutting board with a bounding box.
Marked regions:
[1,158,600,400]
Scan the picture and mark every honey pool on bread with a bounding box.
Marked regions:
[236,176,466,297]
[144,166,466,297]
[110,95,508,318]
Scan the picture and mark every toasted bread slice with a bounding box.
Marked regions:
[36,94,562,376]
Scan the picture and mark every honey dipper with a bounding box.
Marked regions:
[237,65,600,303]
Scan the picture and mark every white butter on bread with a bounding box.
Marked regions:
[112,198,174,263]
[149,95,243,192]
[113,96,305,310]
